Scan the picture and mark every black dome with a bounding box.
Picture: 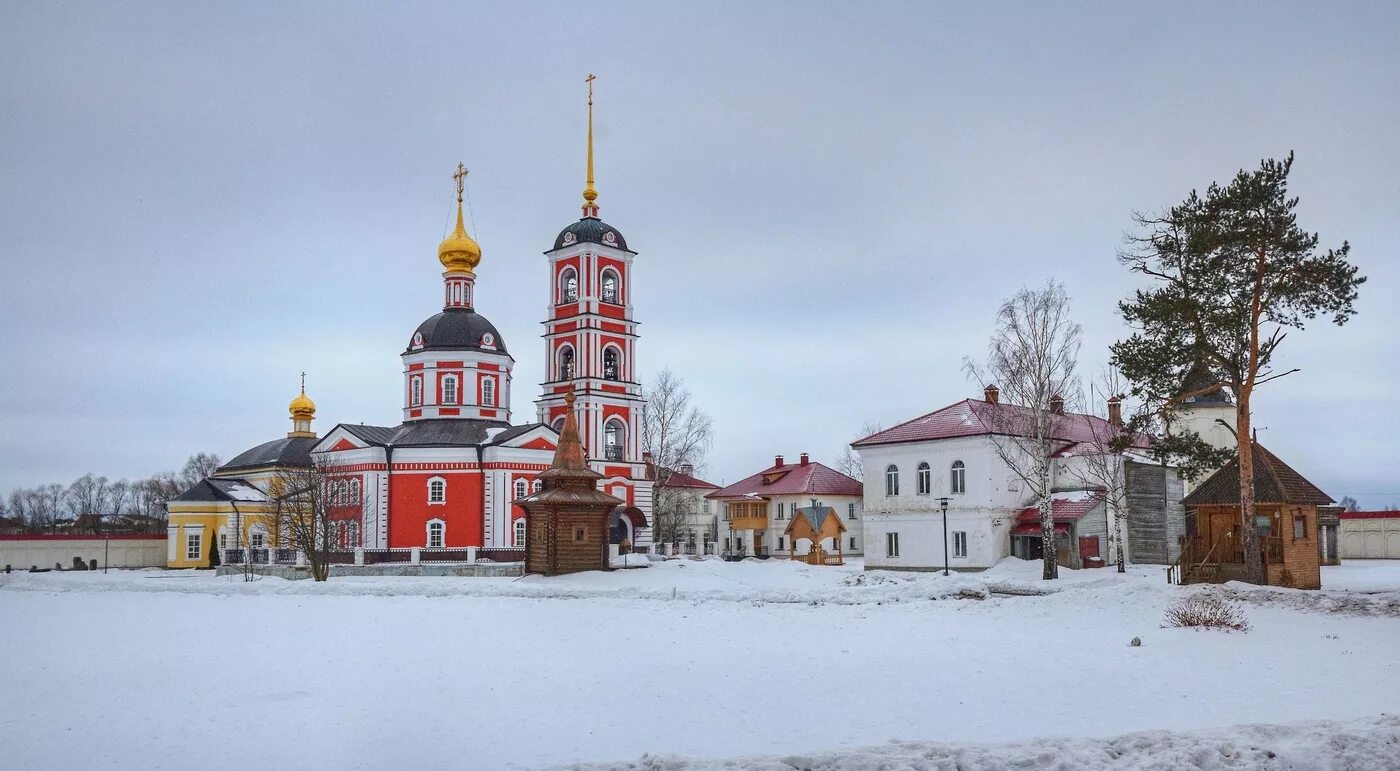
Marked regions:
[553,216,630,252]
[406,308,508,355]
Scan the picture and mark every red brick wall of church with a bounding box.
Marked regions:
[389,471,484,548]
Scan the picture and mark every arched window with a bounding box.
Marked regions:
[514,479,527,500]
[885,465,899,497]
[561,268,578,303]
[917,462,931,495]
[514,518,526,546]
[442,375,458,405]
[347,521,359,548]
[427,477,446,504]
[951,460,966,495]
[532,479,543,493]
[603,347,620,381]
[349,479,360,505]
[601,270,619,303]
[558,346,576,381]
[482,377,495,406]
[604,420,624,461]
[552,417,565,432]
[410,375,423,406]
[426,519,445,548]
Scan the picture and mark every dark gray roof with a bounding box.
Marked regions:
[552,216,631,253]
[172,478,268,503]
[1183,441,1333,507]
[1180,362,1233,406]
[406,308,508,355]
[219,436,317,472]
[787,506,843,535]
[329,420,554,448]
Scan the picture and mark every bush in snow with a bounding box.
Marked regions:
[1164,594,1250,632]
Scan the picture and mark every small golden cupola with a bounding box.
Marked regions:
[438,163,482,310]
[288,373,317,438]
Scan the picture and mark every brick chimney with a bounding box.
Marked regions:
[1108,396,1123,428]
[679,463,694,476]
[1049,394,1064,415]
[984,384,999,405]
[774,454,785,468]
[799,453,810,466]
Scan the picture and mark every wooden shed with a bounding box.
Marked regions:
[1177,441,1332,589]
[516,393,624,576]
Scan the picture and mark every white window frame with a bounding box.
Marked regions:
[442,375,459,405]
[249,528,266,548]
[482,376,495,407]
[558,345,576,381]
[561,268,579,303]
[848,502,858,520]
[514,479,528,500]
[951,460,966,495]
[186,532,202,561]
[411,375,423,406]
[953,530,968,558]
[426,519,445,548]
[600,269,619,304]
[885,465,899,497]
[514,518,526,546]
[917,462,931,495]
[532,479,544,493]
[349,478,360,505]
[427,476,446,505]
[886,531,900,558]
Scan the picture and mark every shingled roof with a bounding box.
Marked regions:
[1182,441,1332,507]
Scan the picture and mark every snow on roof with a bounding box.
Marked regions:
[706,460,862,500]
[1018,491,1105,523]
[854,398,1149,450]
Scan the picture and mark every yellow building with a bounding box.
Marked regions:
[165,383,319,568]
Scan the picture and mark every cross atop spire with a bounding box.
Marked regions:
[582,74,599,217]
[300,371,306,394]
[453,162,468,204]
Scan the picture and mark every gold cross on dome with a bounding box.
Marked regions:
[585,73,595,104]
[300,371,306,393]
[453,162,468,200]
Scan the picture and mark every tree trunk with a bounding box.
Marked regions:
[312,556,329,582]
[1236,395,1263,584]
[1040,491,1057,581]
[1114,511,1126,574]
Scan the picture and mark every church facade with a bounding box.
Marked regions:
[168,85,653,564]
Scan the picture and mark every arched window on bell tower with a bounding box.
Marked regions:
[601,269,619,304]
[561,268,578,303]
[558,345,576,382]
[604,419,625,462]
[603,347,620,381]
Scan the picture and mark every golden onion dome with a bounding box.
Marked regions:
[439,198,482,274]
[289,389,316,420]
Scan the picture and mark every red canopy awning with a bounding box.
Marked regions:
[1012,522,1070,536]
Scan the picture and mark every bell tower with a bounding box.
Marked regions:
[536,75,651,519]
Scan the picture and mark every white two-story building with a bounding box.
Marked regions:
[852,386,1179,572]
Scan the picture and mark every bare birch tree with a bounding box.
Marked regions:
[964,281,1082,580]
[837,422,884,481]
[642,369,714,545]
[266,459,343,582]
[1063,371,1136,574]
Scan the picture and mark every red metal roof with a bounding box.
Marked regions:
[1017,492,1106,523]
[852,399,1146,449]
[1013,522,1071,535]
[706,460,862,500]
[645,462,720,490]
[1338,511,1400,520]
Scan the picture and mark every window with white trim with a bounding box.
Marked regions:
[482,377,495,406]
[250,529,266,548]
[885,531,900,557]
[601,269,619,303]
[561,268,578,303]
[411,375,423,406]
[531,479,543,493]
[558,346,576,381]
[953,530,968,558]
[951,460,966,495]
[514,518,526,546]
[777,536,785,551]
[885,465,899,497]
[603,347,620,381]
[442,375,459,405]
[917,462,931,495]
[427,519,445,548]
[348,521,359,548]
[775,502,784,520]
[849,536,856,550]
[427,477,446,504]
[848,502,858,520]
[349,479,360,505]
[514,479,527,500]
[186,532,202,561]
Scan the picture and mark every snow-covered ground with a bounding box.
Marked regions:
[2,559,1398,769]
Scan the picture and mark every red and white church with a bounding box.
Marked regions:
[311,100,652,552]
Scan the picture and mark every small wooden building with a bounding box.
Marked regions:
[783,505,846,565]
[1178,441,1332,589]
[516,393,624,576]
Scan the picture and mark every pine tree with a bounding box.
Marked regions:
[1112,153,1364,584]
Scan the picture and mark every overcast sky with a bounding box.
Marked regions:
[2,2,1396,507]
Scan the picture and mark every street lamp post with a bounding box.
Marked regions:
[938,496,950,576]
